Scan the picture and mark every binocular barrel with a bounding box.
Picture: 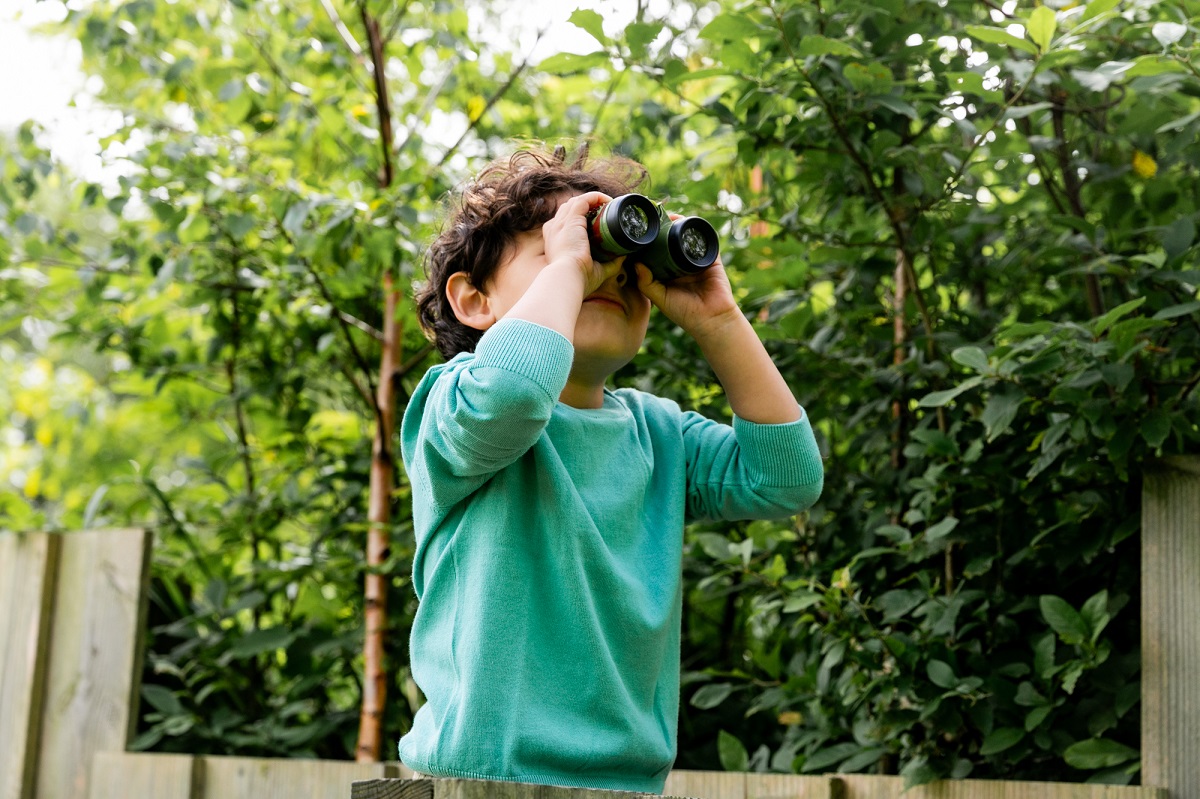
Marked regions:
[585,194,719,282]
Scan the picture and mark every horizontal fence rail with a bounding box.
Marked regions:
[8,456,1200,799]
[88,754,1167,799]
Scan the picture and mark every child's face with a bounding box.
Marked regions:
[486,195,652,376]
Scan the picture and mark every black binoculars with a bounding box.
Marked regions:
[585,194,719,282]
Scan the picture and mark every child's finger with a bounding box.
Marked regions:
[634,263,666,307]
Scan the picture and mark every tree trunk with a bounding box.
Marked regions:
[357,274,401,762]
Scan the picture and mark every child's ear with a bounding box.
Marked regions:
[445,272,496,331]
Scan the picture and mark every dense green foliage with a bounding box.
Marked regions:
[2,0,1198,786]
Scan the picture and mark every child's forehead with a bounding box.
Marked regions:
[531,189,581,216]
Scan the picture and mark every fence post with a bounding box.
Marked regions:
[1142,455,1200,797]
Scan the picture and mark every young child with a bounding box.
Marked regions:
[399,144,824,793]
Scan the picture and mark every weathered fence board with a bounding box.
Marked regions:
[0,529,150,799]
[664,771,746,799]
[1142,455,1200,799]
[0,532,60,799]
[350,778,670,799]
[89,754,1169,799]
[834,775,1164,799]
[745,773,831,799]
[36,528,152,799]
[205,755,400,799]
[90,751,198,799]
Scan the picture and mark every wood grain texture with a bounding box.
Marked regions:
[35,528,152,799]
[352,779,435,799]
[745,773,832,799]
[664,771,745,799]
[203,755,393,799]
[89,752,198,799]
[1142,455,1200,796]
[835,775,1166,799]
[0,532,59,799]
[433,778,661,799]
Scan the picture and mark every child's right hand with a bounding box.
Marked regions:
[540,192,624,297]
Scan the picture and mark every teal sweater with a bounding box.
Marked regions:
[399,318,823,793]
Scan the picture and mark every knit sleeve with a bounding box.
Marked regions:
[401,318,573,507]
[681,408,824,523]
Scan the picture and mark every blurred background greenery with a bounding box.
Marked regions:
[1,0,1198,786]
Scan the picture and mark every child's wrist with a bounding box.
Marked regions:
[686,306,748,344]
[540,258,589,294]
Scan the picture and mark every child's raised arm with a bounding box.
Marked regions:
[634,258,802,425]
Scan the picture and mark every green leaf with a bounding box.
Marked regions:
[1142,408,1171,448]
[965,25,1039,55]
[1080,590,1111,644]
[624,22,663,59]
[698,13,763,42]
[803,742,862,772]
[927,659,958,689]
[1063,738,1139,769]
[783,591,823,613]
[838,747,885,773]
[1041,595,1090,645]
[1082,0,1122,22]
[798,35,862,57]
[925,516,959,543]
[1127,54,1187,77]
[980,727,1025,755]
[952,346,990,373]
[1162,217,1196,260]
[871,95,919,119]
[1152,301,1200,320]
[900,756,938,788]
[691,682,733,709]
[536,51,610,74]
[568,9,609,46]
[228,626,297,658]
[141,684,185,716]
[918,376,985,407]
[1091,297,1146,337]
[718,730,749,772]
[1027,6,1057,52]
[1025,705,1053,731]
[982,389,1023,442]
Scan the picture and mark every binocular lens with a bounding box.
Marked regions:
[680,227,709,263]
[619,204,651,240]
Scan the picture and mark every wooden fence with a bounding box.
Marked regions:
[1,456,1196,799]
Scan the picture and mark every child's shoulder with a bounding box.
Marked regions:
[608,386,683,420]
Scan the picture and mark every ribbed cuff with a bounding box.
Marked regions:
[733,408,824,488]
[473,318,574,399]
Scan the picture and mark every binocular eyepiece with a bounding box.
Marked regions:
[585,194,719,282]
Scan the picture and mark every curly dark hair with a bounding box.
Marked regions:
[416,143,649,359]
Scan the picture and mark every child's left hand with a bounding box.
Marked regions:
[633,214,742,342]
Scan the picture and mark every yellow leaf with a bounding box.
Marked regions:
[1132,150,1157,178]
[35,425,53,447]
[23,469,41,499]
[350,104,370,120]
[778,711,803,725]
[467,95,486,122]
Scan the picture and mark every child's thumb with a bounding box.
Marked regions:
[634,263,663,301]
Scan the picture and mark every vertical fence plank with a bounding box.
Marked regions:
[1142,455,1200,798]
[0,532,60,799]
[35,528,152,799]
[89,752,198,799]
